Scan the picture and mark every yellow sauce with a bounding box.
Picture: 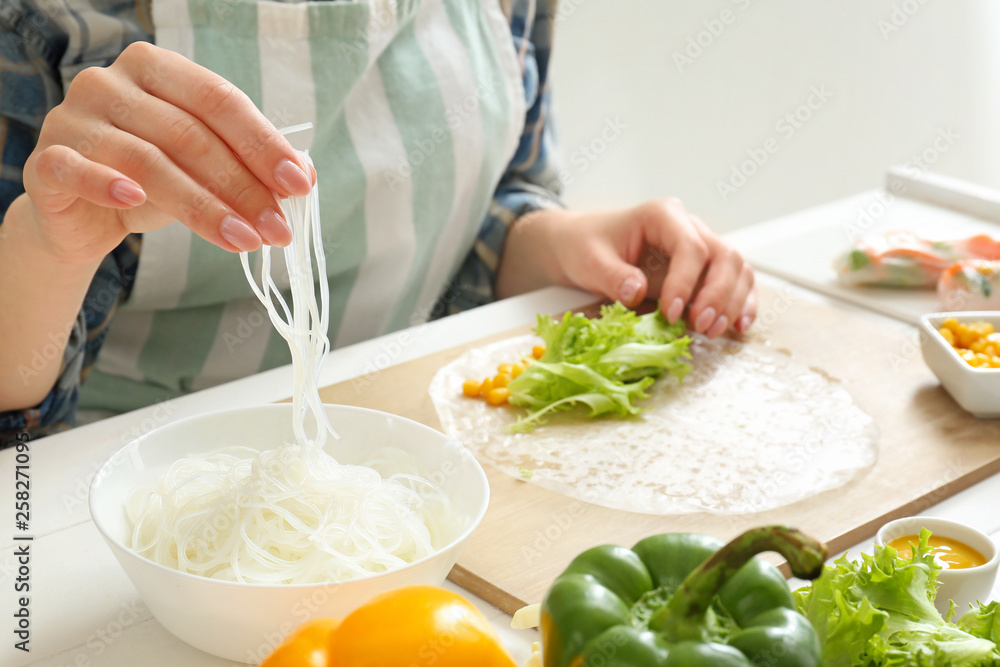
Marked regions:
[887,534,987,569]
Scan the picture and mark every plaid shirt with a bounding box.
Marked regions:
[0,0,562,445]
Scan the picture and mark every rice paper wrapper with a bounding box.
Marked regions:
[429,334,879,515]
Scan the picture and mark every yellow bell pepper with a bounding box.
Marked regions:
[260,585,518,667]
[260,618,340,667]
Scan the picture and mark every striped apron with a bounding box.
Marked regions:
[79,0,526,413]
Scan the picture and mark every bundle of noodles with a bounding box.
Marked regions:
[126,146,449,584]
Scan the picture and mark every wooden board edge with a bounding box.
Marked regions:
[448,563,528,616]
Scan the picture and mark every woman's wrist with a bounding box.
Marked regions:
[496,207,575,299]
[3,194,108,273]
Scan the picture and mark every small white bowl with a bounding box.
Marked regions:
[918,312,1000,418]
[89,404,489,663]
[875,516,998,615]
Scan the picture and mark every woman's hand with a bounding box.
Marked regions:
[496,198,756,338]
[21,41,311,265]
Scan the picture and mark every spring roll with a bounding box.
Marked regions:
[835,231,1000,288]
[938,259,1000,311]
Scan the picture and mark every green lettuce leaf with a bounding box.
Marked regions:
[960,601,1000,644]
[794,529,1000,666]
[506,303,691,432]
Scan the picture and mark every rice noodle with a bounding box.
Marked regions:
[126,149,450,584]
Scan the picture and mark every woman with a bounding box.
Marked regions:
[0,0,756,444]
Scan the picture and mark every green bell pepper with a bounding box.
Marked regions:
[540,525,827,667]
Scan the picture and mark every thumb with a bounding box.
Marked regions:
[577,243,649,308]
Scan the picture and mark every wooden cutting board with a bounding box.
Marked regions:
[316,284,1000,614]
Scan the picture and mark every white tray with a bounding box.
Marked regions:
[725,167,1000,325]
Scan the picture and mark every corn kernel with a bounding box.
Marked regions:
[486,387,510,406]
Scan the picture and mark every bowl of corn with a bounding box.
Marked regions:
[919,312,1000,418]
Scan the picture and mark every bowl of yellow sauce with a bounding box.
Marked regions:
[876,516,998,615]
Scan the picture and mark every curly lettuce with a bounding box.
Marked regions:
[505,303,691,432]
[794,529,1000,666]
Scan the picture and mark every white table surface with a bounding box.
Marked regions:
[3,229,1000,666]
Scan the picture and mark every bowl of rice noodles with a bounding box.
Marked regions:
[88,146,489,662]
[89,403,489,663]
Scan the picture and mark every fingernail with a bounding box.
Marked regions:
[220,214,262,252]
[619,276,642,305]
[707,315,729,338]
[274,159,312,196]
[110,180,146,207]
[256,208,291,247]
[694,307,716,333]
[738,315,753,332]
[667,297,684,323]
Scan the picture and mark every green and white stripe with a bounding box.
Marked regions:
[82,0,524,413]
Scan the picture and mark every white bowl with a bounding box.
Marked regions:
[875,516,999,616]
[919,312,1000,418]
[89,404,489,663]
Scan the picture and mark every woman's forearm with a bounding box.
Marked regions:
[0,194,102,411]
